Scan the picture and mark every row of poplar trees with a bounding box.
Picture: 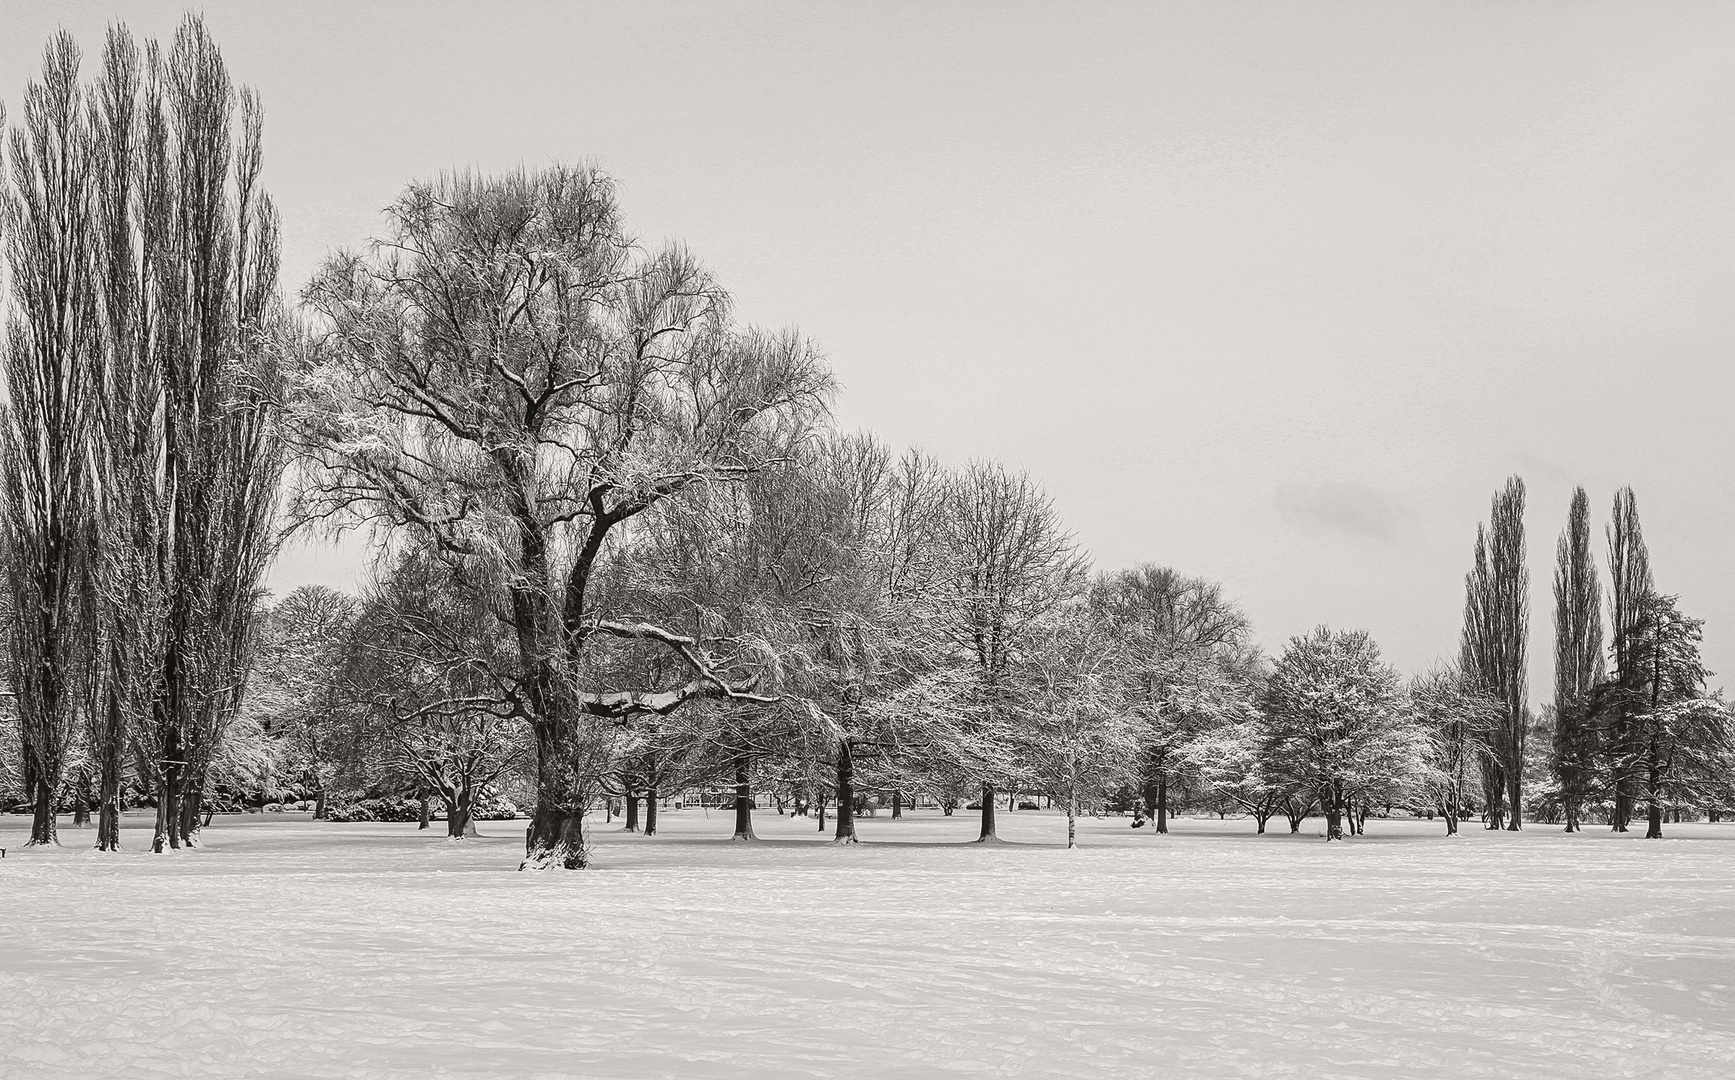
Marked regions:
[0,18,283,851]
[1461,477,1727,835]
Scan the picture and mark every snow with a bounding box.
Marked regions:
[4,809,1734,1078]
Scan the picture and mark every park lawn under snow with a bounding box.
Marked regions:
[2,810,1733,1080]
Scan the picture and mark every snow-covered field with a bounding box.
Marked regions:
[3,809,1732,1079]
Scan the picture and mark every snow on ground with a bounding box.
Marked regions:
[3,809,1733,1080]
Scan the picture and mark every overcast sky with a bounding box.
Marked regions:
[4,1,1732,702]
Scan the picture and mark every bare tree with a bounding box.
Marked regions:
[1551,487,1603,832]
[1016,603,1138,848]
[1603,486,1652,831]
[340,555,531,839]
[0,36,101,847]
[935,461,1086,841]
[1091,566,1254,834]
[1410,665,1498,836]
[252,585,359,819]
[1261,627,1416,841]
[1460,476,1529,830]
[289,165,831,868]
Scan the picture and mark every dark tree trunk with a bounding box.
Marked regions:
[445,786,477,839]
[178,780,203,847]
[1323,783,1345,841]
[891,789,903,820]
[817,787,827,832]
[417,785,432,830]
[313,786,328,821]
[96,688,124,851]
[833,742,858,844]
[1645,751,1663,838]
[72,780,90,828]
[977,781,998,841]
[733,756,757,840]
[1155,772,1169,834]
[624,789,641,832]
[28,773,58,846]
[523,719,587,868]
[1506,771,1523,831]
[645,787,658,836]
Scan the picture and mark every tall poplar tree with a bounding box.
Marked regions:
[1604,486,1651,831]
[1460,476,1529,830]
[1550,486,1602,832]
[0,35,102,847]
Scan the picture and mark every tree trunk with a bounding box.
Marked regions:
[624,789,641,832]
[1155,772,1169,834]
[28,772,58,846]
[178,780,204,847]
[977,781,998,841]
[72,779,90,828]
[817,788,827,832]
[1645,750,1664,839]
[1506,770,1523,831]
[1323,784,1345,841]
[892,789,903,820]
[313,786,328,821]
[1066,792,1077,849]
[645,787,658,836]
[446,785,478,839]
[523,719,588,869]
[95,687,124,851]
[153,743,183,853]
[733,756,757,840]
[833,742,858,844]
[417,785,432,830]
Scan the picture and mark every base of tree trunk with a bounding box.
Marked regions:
[522,807,588,869]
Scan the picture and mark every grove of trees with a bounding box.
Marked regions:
[1,17,1730,867]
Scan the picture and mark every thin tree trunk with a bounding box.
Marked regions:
[1645,749,1664,839]
[891,789,903,820]
[417,784,432,830]
[833,742,858,844]
[1066,792,1077,849]
[977,781,998,841]
[1155,772,1169,834]
[645,787,658,836]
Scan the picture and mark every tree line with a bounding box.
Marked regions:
[1,17,1729,868]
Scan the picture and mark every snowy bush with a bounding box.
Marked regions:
[327,797,422,823]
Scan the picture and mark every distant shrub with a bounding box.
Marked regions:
[1018,800,1040,810]
[327,796,422,823]
[473,789,519,821]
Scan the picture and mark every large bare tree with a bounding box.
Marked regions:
[288,165,831,868]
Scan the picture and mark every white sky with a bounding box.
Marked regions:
[4,1,1732,702]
